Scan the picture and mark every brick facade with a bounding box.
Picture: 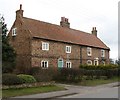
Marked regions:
[8,5,110,72]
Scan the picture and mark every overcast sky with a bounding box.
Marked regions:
[0,0,118,60]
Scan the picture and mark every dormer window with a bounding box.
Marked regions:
[12,28,17,36]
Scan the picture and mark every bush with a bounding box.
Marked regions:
[17,74,36,83]
[79,64,119,80]
[53,68,83,83]
[35,69,55,82]
[2,74,23,85]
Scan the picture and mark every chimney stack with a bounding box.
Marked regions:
[91,27,97,36]
[60,17,70,28]
[16,4,24,19]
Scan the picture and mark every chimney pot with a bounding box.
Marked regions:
[92,27,97,36]
[16,4,24,19]
[60,17,70,28]
[20,4,22,10]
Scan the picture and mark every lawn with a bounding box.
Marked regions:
[2,85,65,98]
[78,76,119,86]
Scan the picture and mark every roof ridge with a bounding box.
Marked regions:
[23,17,92,35]
[22,17,109,50]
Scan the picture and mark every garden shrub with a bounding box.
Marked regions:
[31,67,55,82]
[2,74,23,85]
[17,74,36,83]
[53,68,83,83]
[79,64,119,80]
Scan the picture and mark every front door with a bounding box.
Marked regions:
[58,58,63,68]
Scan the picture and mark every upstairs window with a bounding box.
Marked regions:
[12,28,17,36]
[42,42,49,51]
[101,49,105,57]
[66,46,71,53]
[66,61,72,68]
[87,47,92,56]
[41,60,48,68]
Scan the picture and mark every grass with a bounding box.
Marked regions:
[78,76,120,86]
[2,85,65,98]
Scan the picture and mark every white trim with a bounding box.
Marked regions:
[87,47,92,56]
[12,28,17,36]
[101,49,105,57]
[66,61,72,68]
[94,60,99,66]
[102,61,105,65]
[42,42,49,51]
[58,58,64,68]
[41,60,48,68]
[87,60,92,65]
[66,46,71,53]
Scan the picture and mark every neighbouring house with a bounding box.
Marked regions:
[8,5,110,72]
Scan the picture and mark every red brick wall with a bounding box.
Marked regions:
[31,38,110,69]
[8,19,32,72]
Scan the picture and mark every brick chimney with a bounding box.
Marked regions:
[60,17,70,28]
[91,27,97,36]
[16,4,24,19]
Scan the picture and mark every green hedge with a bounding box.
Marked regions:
[80,64,119,79]
[2,74,23,85]
[17,74,36,83]
[53,68,83,83]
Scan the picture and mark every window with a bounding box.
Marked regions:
[66,61,72,68]
[101,50,105,57]
[87,47,92,56]
[94,60,99,66]
[87,60,92,65]
[41,60,48,68]
[101,61,105,65]
[58,58,64,68]
[42,42,49,51]
[66,46,71,53]
[12,28,17,36]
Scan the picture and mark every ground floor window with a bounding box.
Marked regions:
[101,61,105,65]
[94,60,99,66]
[87,60,92,65]
[58,58,64,68]
[66,61,72,68]
[41,60,48,68]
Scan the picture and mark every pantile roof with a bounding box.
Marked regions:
[22,17,109,50]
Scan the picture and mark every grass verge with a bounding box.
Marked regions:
[2,85,65,98]
[78,77,120,86]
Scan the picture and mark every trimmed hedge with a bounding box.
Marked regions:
[17,74,36,83]
[2,74,23,85]
[53,68,83,83]
[29,67,55,82]
[80,64,119,79]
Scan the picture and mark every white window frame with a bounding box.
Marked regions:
[66,46,71,53]
[101,61,105,65]
[87,47,92,56]
[12,28,17,36]
[87,60,92,65]
[41,60,48,68]
[42,42,49,51]
[66,61,72,68]
[101,49,105,57]
[94,60,99,66]
[58,58,64,68]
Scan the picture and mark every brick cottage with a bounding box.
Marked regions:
[8,5,110,71]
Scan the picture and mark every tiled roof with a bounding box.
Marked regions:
[23,17,109,50]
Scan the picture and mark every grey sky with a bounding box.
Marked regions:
[0,0,118,60]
